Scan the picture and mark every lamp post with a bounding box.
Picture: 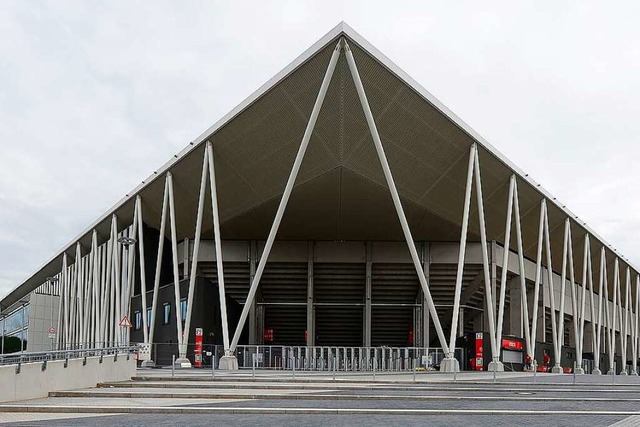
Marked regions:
[117,236,137,346]
[20,302,26,353]
[1,313,4,355]
[46,277,59,351]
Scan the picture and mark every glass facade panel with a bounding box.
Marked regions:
[180,298,187,322]
[162,303,171,325]
[2,305,29,335]
[134,311,142,330]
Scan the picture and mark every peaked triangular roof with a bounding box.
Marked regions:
[2,22,631,312]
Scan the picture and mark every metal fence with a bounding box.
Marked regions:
[0,345,137,366]
[143,343,461,372]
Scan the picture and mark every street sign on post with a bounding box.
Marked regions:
[47,326,56,339]
[195,328,203,368]
[119,316,132,328]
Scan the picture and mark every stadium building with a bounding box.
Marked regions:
[1,23,637,374]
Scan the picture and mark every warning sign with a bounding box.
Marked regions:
[119,315,132,328]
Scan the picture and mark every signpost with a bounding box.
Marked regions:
[119,316,132,328]
[195,328,203,368]
[48,326,56,351]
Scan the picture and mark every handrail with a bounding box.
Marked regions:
[0,345,138,366]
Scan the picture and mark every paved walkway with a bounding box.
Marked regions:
[1,368,640,426]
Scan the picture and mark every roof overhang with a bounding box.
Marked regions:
[2,22,634,313]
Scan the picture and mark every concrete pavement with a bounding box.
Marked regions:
[1,368,640,426]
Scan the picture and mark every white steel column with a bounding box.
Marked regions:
[592,247,606,374]
[181,149,209,361]
[512,178,532,357]
[633,276,639,375]
[558,220,570,350]
[496,175,515,363]
[146,178,170,367]
[603,257,615,374]
[566,220,582,372]
[621,268,631,375]
[472,147,499,371]
[578,235,591,373]
[345,40,453,367]
[89,232,99,347]
[529,200,545,361]
[136,196,150,345]
[449,144,475,356]
[227,41,341,359]
[62,253,69,347]
[113,226,123,345]
[148,180,169,346]
[422,243,431,349]
[124,210,139,345]
[207,141,231,353]
[542,201,561,373]
[167,173,188,367]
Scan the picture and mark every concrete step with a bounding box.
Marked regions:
[99,380,640,393]
[0,405,640,416]
[48,390,640,402]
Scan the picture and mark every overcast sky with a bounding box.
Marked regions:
[1,1,640,297]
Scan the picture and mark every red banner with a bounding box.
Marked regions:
[264,328,274,343]
[475,332,483,371]
[194,327,203,368]
[501,338,523,351]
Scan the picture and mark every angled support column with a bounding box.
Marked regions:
[578,235,592,373]
[512,179,532,358]
[472,148,500,373]
[567,221,583,373]
[345,40,453,369]
[112,223,122,345]
[122,209,139,346]
[633,275,639,375]
[449,144,475,363]
[591,247,606,374]
[90,231,99,348]
[207,142,231,356]
[559,219,581,373]
[136,197,150,345]
[495,176,515,354]
[422,243,431,348]
[603,256,615,375]
[541,201,562,373]
[166,173,190,368]
[145,177,170,367]
[529,201,546,362]
[181,149,210,362]
[620,268,631,375]
[227,41,342,359]
[62,253,69,347]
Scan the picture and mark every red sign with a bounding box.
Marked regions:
[119,316,132,328]
[264,328,274,343]
[501,338,524,351]
[194,327,203,368]
[474,332,483,371]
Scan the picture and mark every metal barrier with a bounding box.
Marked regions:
[134,343,461,371]
[278,346,461,372]
[0,345,137,366]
